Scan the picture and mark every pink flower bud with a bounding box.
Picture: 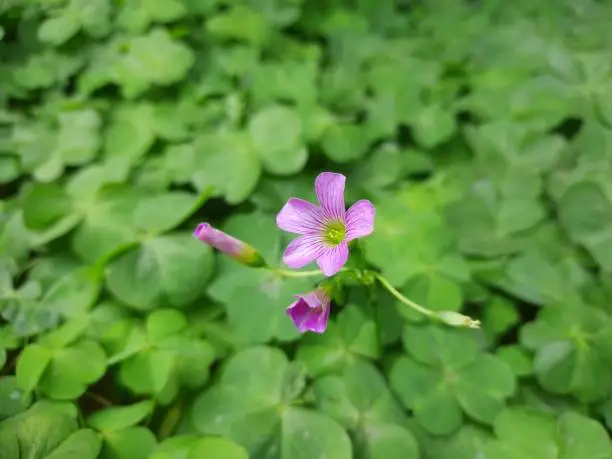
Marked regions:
[286,288,332,333]
[194,223,266,268]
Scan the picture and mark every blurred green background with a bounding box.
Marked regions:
[2,0,612,458]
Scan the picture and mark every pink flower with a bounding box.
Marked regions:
[194,223,265,267]
[276,172,375,276]
[286,288,331,333]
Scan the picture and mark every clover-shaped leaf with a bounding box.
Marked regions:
[82,30,195,98]
[151,435,249,459]
[248,104,308,175]
[53,108,102,168]
[520,303,612,403]
[1,278,59,338]
[250,60,318,106]
[105,232,214,311]
[16,319,107,400]
[364,195,469,286]
[192,346,352,459]
[0,376,32,420]
[320,122,369,163]
[38,0,111,45]
[86,401,157,459]
[424,424,491,459]
[482,408,612,459]
[296,304,379,377]
[446,170,547,257]
[206,6,269,45]
[116,29,195,98]
[0,402,102,459]
[314,360,419,459]
[389,323,516,435]
[493,251,588,306]
[190,131,262,204]
[117,0,186,33]
[558,181,612,272]
[411,103,456,149]
[72,186,205,263]
[115,309,215,402]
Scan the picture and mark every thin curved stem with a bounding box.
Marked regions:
[374,273,434,318]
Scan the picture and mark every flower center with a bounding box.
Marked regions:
[323,220,346,246]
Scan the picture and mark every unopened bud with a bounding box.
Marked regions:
[194,223,267,268]
[436,311,481,329]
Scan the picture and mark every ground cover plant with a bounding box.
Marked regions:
[2,0,612,458]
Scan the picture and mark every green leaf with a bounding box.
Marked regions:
[87,401,154,432]
[483,408,612,459]
[390,323,515,435]
[496,345,533,378]
[192,346,352,458]
[188,437,249,459]
[0,376,32,420]
[314,360,419,459]
[54,109,102,167]
[71,186,143,263]
[105,232,214,311]
[558,181,612,272]
[37,266,102,318]
[248,104,307,175]
[102,426,157,459]
[191,131,262,204]
[364,194,468,286]
[206,6,269,45]
[557,412,612,459]
[44,429,102,459]
[520,303,612,403]
[151,435,200,459]
[320,122,369,163]
[16,344,52,394]
[113,29,195,98]
[296,304,380,377]
[496,251,588,306]
[117,0,187,33]
[0,402,97,459]
[118,310,215,399]
[411,104,456,149]
[21,183,73,230]
[103,103,157,177]
[38,0,111,45]
[37,340,107,400]
[425,424,491,459]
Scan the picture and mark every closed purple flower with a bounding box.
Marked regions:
[286,288,331,333]
[194,223,265,267]
[276,172,375,276]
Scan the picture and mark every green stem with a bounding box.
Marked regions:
[272,268,324,278]
[374,273,434,318]
[272,267,355,278]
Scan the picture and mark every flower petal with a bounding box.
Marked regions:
[316,242,349,276]
[283,235,327,269]
[276,198,326,235]
[286,298,330,333]
[315,172,346,220]
[345,200,375,241]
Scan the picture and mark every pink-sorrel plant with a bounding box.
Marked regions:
[194,172,480,334]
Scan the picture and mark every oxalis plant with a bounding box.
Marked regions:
[194,172,480,333]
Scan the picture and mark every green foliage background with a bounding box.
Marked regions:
[2,0,612,457]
